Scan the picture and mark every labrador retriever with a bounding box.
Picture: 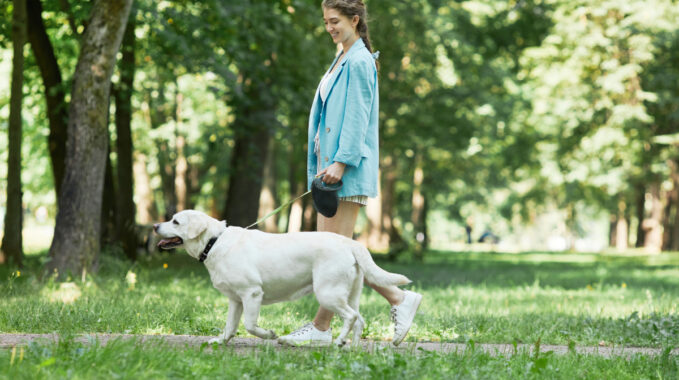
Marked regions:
[154,210,410,346]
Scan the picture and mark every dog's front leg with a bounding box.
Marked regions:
[242,289,277,340]
[208,299,243,345]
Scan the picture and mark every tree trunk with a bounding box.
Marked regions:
[662,158,679,251]
[222,78,274,227]
[114,9,137,260]
[609,214,617,248]
[146,80,176,220]
[671,159,679,251]
[411,153,426,259]
[672,197,679,252]
[48,0,133,277]
[188,163,200,210]
[381,156,406,257]
[360,168,389,251]
[286,143,302,233]
[158,141,177,219]
[1,0,27,267]
[133,153,157,224]
[643,183,664,254]
[26,0,68,197]
[302,195,317,232]
[258,139,278,232]
[662,196,673,251]
[101,145,117,246]
[634,183,646,247]
[174,91,188,212]
[615,197,628,251]
[224,126,270,227]
[287,197,304,233]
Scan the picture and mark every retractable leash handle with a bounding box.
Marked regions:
[311,176,343,218]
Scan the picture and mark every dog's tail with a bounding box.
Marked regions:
[351,243,411,287]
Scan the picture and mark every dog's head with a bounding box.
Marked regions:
[154,210,212,251]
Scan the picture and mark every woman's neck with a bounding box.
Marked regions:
[340,34,360,54]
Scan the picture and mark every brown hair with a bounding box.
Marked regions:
[322,0,374,54]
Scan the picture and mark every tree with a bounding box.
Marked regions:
[113,6,138,260]
[25,0,68,196]
[1,0,27,267]
[48,0,133,276]
[520,0,679,251]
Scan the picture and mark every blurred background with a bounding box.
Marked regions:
[1,0,678,265]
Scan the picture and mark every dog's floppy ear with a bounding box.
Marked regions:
[185,216,207,240]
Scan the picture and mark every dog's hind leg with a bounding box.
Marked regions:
[330,304,358,347]
[349,274,365,346]
[242,289,277,340]
[316,288,357,346]
[209,299,243,345]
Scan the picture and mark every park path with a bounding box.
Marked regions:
[1,334,676,357]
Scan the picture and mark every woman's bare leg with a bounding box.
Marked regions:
[312,201,405,331]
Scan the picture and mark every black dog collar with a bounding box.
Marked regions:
[199,237,219,263]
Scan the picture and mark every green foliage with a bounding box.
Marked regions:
[0,2,10,49]
[1,0,679,251]
[519,0,679,216]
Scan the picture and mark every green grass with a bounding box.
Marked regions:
[2,249,678,378]
[2,249,678,347]
[1,337,677,379]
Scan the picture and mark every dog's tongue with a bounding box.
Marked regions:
[157,237,182,247]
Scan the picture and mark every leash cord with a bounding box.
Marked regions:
[245,190,312,230]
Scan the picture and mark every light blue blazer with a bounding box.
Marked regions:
[307,38,379,198]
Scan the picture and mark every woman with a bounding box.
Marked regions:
[278,0,422,347]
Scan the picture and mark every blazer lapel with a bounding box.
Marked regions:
[323,39,366,105]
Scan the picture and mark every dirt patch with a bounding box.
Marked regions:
[1,334,676,357]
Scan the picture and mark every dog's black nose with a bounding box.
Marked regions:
[153,223,159,232]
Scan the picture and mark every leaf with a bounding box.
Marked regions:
[39,357,56,367]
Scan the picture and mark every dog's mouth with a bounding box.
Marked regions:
[157,237,183,250]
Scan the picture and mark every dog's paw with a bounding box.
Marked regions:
[333,338,346,347]
[265,330,278,340]
[208,336,225,345]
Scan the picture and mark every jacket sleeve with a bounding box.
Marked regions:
[333,58,375,167]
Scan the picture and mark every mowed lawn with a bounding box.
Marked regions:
[1,249,678,378]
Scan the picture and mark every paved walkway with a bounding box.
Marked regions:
[1,334,676,357]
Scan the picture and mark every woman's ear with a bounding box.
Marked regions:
[352,15,360,28]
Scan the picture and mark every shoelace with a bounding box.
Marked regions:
[289,323,314,337]
[390,307,398,326]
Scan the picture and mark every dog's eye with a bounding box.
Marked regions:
[172,220,179,225]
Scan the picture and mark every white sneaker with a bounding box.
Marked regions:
[390,290,423,346]
[277,322,332,347]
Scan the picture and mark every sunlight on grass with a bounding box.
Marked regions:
[41,282,82,304]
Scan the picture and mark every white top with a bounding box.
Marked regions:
[319,71,332,102]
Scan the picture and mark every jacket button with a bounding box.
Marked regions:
[325,157,329,162]
[326,128,330,133]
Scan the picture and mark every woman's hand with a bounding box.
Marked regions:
[318,162,346,184]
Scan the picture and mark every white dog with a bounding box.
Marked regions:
[154,210,410,346]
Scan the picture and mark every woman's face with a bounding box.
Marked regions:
[323,7,358,46]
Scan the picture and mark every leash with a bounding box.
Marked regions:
[245,190,311,230]
[198,190,311,263]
